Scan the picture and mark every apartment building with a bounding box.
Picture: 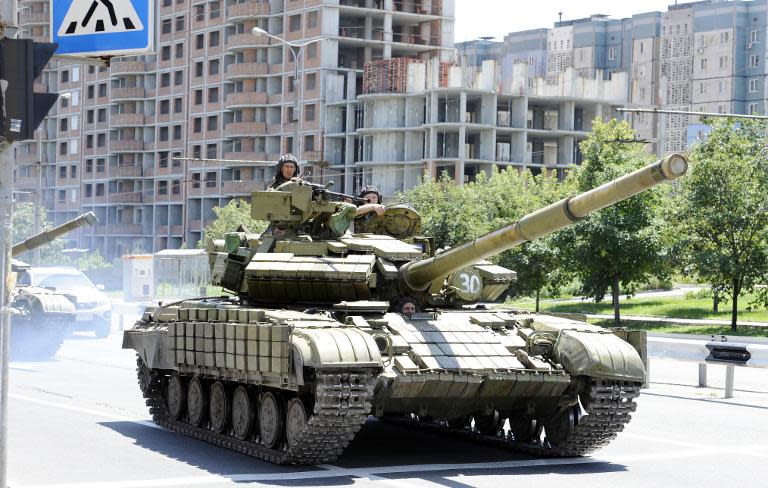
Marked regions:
[13,0,456,258]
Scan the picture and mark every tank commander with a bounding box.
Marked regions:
[354,185,385,217]
[269,154,301,189]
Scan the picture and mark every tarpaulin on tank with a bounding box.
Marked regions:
[553,329,645,381]
[292,327,382,369]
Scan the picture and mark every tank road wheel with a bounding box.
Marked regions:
[474,411,503,436]
[508,415,536,443]
[167,373,185,420]
[187,376,208,427]
[209,381,231,434]
[232,386,254,440]
[285,398,309,450]
[259,392,284,449]
[543,405,580,449]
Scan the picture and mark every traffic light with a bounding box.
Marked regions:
[0,38,58,142]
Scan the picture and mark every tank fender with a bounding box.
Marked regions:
[292,328,383,369]
[553,329,645,382]
[291,343,306,386]
[122,330,175,370]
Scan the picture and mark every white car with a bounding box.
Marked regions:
[18,267,112,338]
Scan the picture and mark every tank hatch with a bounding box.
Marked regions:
[357,204,422,238]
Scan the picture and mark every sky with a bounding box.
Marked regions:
[454,0,685,42]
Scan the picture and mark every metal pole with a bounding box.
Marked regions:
[724,365,735,399]
[698,363,708,387]
[33,160,41,265]
[1,4,20,484]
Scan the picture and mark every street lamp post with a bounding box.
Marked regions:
[251,27,324,163]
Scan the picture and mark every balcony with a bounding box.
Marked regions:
[111,113,145,126]
[226,33,271,51]
[111,140,145,152]
[14,176,39,189]
[111,87,146,101]
[19,11,48,25]
[224,122,267,138]
[110,164,143,177]
[227,2,269,20]
[110,60,148,75]
[223,151,269,162]
[225,63,269,79]
[226,91,269,108]
[110,224,142,234]
[221,180,254,194]
[109,192,142,203]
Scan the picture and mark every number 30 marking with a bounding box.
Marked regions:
[459,272,481,294]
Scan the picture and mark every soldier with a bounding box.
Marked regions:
[355,185,385,218]
[269,154,301,189]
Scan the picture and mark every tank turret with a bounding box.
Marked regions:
[124,155,687,465]
[12,211,98,257]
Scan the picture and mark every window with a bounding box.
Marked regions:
[85,159,93,173]
[719,55,728,69]
[209,31,219,47]
[307,43,317,59]
[639,41,644,55]
[161,45,171,61]
[304,135,314,152]
[194,89,203,105]
[173,125,182,140]
[86,134,94,149]
[210,1,220,19]
[174,70,183,85]
[98,83,106,97]
[161,19,172,34]
[304,104,315,122]
[59,165,67,178]
[97,133,106,147]
[700,58,708,70]
[159,151,169,167]
[58,190,66,202]
[192,145,201,159]
[751,55,759,68]
[209,59,220,75]
[59,142,67,155]
[175,15,185,31]
[288,75,295,92]
[172,180,181,194]
[159,126,169,141]
[61,96,69,109]
[60,118,68,132]
[751,30,759,43]
[749,78,759,92]
[307,11,318,29]
[289,14,301,32]
[160,99,170,114]
[87,85,94,98]
[608,48,615,61]
[193,118,202,133]
[158,181,168,195]
[195,61,203,77]
[175,42,184,59]
[162,0,171,6]
[208,87,219,103]
[207,115,218,131]
[196,34,204,50]
[161,72,171,87]
[305,72,316,90]
[194,4,205,21]
[94,158,104,173]
[174,97,183,113]
[748,102,760,114]
[206,143,217,159]
[699,82,705,94]
[60,70,69,83]
[85,184,93,198]
[205,171,217,188]
[97,108,106,122]
[70,165,77,178]
[286,106,294,122]
[720,31,729,44]
[96,183,104,196]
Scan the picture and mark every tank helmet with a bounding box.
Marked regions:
[357,185,381,203]
[277,153,299,177]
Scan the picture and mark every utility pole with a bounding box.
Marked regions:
[0,1,19,485]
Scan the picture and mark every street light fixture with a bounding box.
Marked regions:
[251,27,325,164]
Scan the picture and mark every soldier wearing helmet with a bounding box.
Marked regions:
[355,185,385,217]
[269,154,300,189]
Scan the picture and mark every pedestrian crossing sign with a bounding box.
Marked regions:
[51,0,154,57]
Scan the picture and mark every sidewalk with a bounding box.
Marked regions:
[586,313,768,328]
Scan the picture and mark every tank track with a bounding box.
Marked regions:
[384,379,641,457]
[136,356,374,464]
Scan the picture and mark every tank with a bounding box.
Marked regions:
[10,212,99,359]
[123,154,687,464]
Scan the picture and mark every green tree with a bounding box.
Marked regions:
[203,199,268,243]
[558,119,671,325]
[504,236,569,312]
[673,118,768,331]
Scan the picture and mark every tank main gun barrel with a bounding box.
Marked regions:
[12,211,99,257]
[401,154,688,292]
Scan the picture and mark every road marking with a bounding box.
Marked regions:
[10,393,160,429]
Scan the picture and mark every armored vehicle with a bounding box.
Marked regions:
[10,212,98,359]
[124,155,687,464]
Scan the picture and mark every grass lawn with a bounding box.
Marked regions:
[588,320,768,338]
[507,293,768,322]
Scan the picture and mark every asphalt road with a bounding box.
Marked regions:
[6,328,768,488]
